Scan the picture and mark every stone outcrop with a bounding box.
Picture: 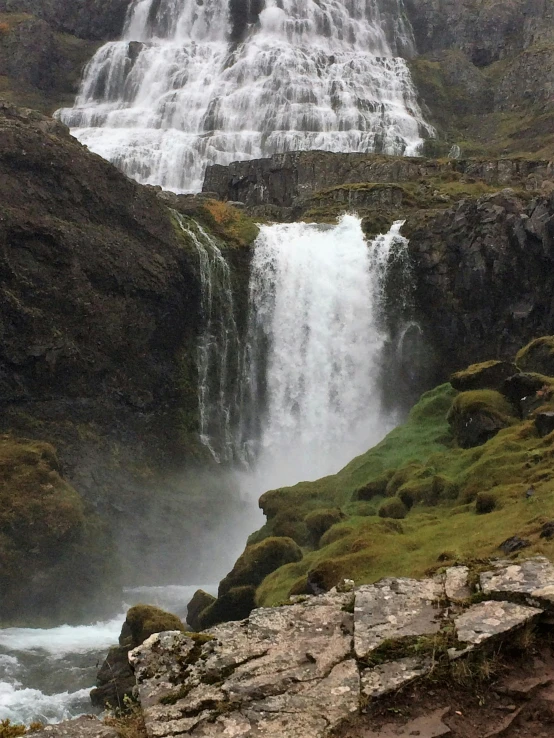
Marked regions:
[27,717,119,738]
[203,151,552,209]
[121,557,554,738]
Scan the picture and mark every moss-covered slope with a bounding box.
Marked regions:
[197,337,554,624]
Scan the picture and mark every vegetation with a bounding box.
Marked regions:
[516,336,554,376]
[226,338,554,610]
[197,200,258,247]
[123,605,186,647]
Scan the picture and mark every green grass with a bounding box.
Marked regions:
[251,371,554,608]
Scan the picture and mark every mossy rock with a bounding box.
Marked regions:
[475,492,497,514]
[516,336,554,377]
[386,463,432,497]
[447,390,518,448]
[198,585,256,629]
[0,434,117,625]
[304,508,344,545]
[354,470,395,501]
[450,360,518,392]
[218,536,303,597]
[305,559,345,593]
[187,589,216,632]
[121,604,185,647]
[271,511,310,546]
[378,497,408,519]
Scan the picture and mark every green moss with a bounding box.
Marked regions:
[516,336,554,376]
[304,508,344,545]
[124,605,185,647]
[355,470,395,500]
[196,200,258,248]
[447,390,518,447]
[218,537,303,596]
[378,498,408,520]
[187,589,217,632]
[475,492,498,514]
[450,360,518,392]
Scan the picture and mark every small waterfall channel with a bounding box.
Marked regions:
[58,0,434,192]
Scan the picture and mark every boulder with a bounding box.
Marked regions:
[186,589,216,631]
[218,536,303,597]
[354,578,443,660]
[447,390,517,447]
[516,337,554,377]
[480,556,554,608]
[91,605,185,708]
[535,411,554,437]
[450,360,518,391]
[197,585,257,630]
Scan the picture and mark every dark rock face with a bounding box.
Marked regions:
[0,104,252,612]
[203,151,553,208]
[0,0,132,40]
[535,411,554,437]
[408,190,554,374]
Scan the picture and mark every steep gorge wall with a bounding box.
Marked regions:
[0,104,255,622]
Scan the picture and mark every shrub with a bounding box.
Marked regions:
[378,497,408,519]
[475,492,497,514]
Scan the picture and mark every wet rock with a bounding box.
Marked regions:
[187,589,217,631]
[28,716,119,738]
[480,557,554,607]
[354,578,443,659]
[535,411,554,438]
[454,600,543,646]
[499,536,531,555]
[361,656,432,699]
[501,373,548,412]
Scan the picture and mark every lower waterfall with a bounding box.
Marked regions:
[238,215,409,487]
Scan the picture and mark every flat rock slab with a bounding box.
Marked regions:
[360,707,452,737]
[454,600,543,645]
[361,656,432,699]
[130,593,357,737]
[29,717,119,738]
[354,578,443,659]
[480,556,554,607]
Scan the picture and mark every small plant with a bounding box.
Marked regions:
[475,492,497,514]
[0,22,10,35]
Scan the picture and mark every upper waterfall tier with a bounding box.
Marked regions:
[58,0,434,193]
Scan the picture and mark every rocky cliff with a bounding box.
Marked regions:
[0,104,256,623]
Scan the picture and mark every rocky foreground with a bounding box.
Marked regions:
[31,556,554,738]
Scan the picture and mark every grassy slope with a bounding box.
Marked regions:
[255,377,554,607]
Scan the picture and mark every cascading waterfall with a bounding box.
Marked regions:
[175,214,240,462]
[58,0,434,193]
[238,214,410,486]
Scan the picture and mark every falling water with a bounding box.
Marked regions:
[175,214,241,462]
[239,215,409,486]
[59,0,434,192]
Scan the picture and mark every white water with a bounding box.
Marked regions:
[0,585,216,725]
[238,215,407,485]
[59,0,434,192]
[175,215,241,462]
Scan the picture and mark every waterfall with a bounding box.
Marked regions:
[238,214,409,486]
[175,214,240,462]
[58,0,434,193]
